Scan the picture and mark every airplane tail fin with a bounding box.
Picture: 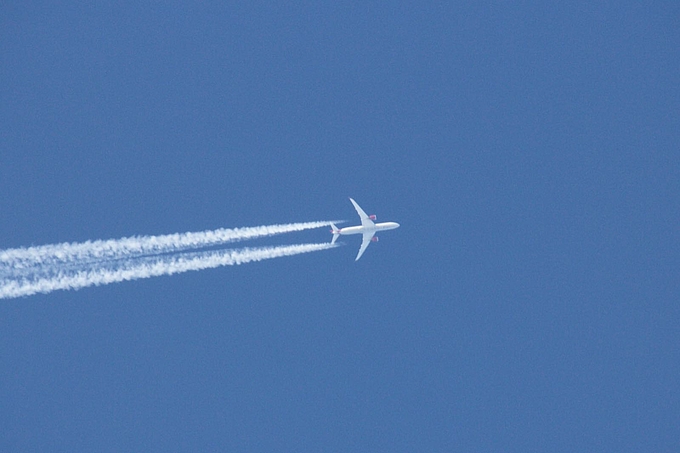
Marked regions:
[330,222,340,245]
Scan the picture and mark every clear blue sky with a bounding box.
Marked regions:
[1,2,678,451]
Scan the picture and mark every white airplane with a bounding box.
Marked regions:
[330,198,400,261]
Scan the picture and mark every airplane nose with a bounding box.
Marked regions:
[395,222,400,228]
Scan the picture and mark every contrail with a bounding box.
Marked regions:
[0,242,337,299]
[0,221,338,271]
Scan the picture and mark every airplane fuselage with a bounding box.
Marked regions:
[336,222,400,236]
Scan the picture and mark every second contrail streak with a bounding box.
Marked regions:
[0,242,337,299]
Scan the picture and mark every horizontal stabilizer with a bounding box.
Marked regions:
[330,222,340,245]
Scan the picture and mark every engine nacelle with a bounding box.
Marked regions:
[369,214,377,220]
[371,236,379,242]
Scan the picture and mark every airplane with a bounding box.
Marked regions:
[330,198,400,261]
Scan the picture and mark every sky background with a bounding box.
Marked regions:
[1,2,679,451]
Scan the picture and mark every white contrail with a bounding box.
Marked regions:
[0,221,337,270]
[0,242,337,299]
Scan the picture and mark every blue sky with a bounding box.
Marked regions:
[1,2,678,451]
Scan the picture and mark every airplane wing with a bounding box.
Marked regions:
[355,231,375,261]
[349,198,375,228]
